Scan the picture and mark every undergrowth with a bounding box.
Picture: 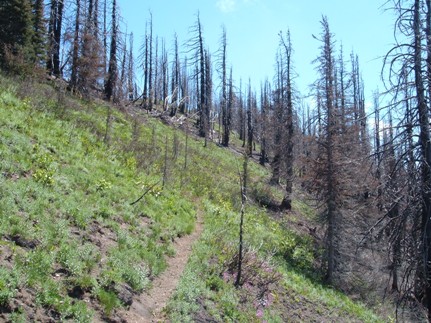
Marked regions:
[0,75,196,321]
[0,74,386,322]
[166,195,385,322]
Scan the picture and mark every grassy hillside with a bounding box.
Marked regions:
[0,74,387,322]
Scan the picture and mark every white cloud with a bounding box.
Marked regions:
[216,0,236,13]
[242,0,259,5]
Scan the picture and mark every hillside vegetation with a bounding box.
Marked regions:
[0,74,386,322]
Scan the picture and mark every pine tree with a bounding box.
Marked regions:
[47,0,64,76]
[104,0,118,101]
[170,33,180,117]
[32,0,46,66]
[70,0,81,91]
[259,80,269,165]
[187,13,207,138]
[279,30,295,210]
[148,12,153,110]
[270,54,283,185]
[218,27,230,147]
[382,1,431,317]
[313,16,338,283]
[0,0,34,68]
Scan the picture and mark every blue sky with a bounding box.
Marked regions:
[118,0,394,103]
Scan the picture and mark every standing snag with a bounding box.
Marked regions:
[279,30,295,211]
[104,0,118,101]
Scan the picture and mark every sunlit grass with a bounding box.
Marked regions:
[0,74,197,320]
[0,73,385,321]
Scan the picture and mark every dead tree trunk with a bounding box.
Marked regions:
[414,0,431,317]
[104,0,118,101]
[280,30,294,211]
[47,0,64,76]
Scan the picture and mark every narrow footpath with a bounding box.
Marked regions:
[120,215,204,323]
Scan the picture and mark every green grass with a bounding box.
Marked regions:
[0,266,20,306]
[167,194,384,322]
[96,288,121,317]
[0,73,386,321]
[0,75,197,320]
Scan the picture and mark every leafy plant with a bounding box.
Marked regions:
[95,179,112,192]
[122,264,149,291]
[0,73,385,322]
[96,288,121,316]
[0,267,18,305]
[17,248,55,286]
[32,168,55,185]
[9,307,27,323]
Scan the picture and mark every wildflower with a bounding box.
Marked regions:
[256,308,264,318]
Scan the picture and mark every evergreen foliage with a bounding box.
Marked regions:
[31,0,46,66]
[0,0,34,68]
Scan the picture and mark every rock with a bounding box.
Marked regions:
[7,235,39,249]
[112,283,134,307]
[68,285,85,299]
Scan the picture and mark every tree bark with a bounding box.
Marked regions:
[414,0,431,317]
[70,0,80,90]
[104,0,118,101]
[280,30,294,211]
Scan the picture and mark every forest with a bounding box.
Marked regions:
[1,0,431,322]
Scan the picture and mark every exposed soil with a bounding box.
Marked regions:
[119,215,204,323]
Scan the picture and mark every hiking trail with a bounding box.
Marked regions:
[119,214,204,322]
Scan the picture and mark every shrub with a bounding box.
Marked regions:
[96,288,121,316]
[32,168,54,185]
[0,267,18,305]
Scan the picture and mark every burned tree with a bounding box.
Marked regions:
[140,13,154,109]
[217,26,231,147]
[148,12,154,110]
[204,49,212,145]
[47,0,64,76]
[187,13,208,139]
[270,54,283,185]
[381,1,431,318]
[70,0,81,91]
[313,16,338,283]
[104,0,118,101]
[279,30,295,211]
[246,80,253,156]
[170,33,180,117]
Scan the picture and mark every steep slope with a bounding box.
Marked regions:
[120,213,203,322]
[0,76,197,322]
[0,75,387,322]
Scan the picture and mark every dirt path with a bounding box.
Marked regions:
[120,216,204,323]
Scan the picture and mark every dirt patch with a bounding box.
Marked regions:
[86,221,117,253]
[119,216,203,322]
[0,288,60,323]
[0,244,14,269]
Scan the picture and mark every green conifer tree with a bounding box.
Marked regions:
[32,0,46,66]
[0,0,34,69]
